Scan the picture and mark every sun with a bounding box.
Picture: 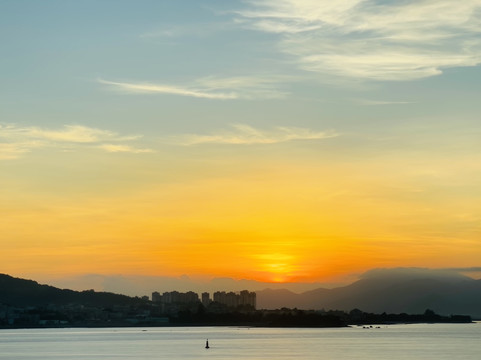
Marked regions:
[253,253,299,282]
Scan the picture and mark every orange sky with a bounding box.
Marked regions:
[2,1,481,287]
[2,146,480,284]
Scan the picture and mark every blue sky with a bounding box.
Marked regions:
[1,0,481,284]
[2,0,481,139]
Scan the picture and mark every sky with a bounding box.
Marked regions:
[1,0,481,290]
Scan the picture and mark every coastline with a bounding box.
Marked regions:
[1,312,472,330]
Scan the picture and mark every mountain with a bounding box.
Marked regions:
[46,274,338,297]
[0,274,145,307]
[3,268,481,318]
[257,268,481,317]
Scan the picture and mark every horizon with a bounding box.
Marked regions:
[2,1,481,288]
[5,266,481,298]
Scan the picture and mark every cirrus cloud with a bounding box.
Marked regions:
[0,124,152,160]
[98,144,153,154]
[236,0,481,81]
[98,76,288,100]
[167,123,338,145]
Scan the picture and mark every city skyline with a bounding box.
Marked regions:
[1,1,481,288]
[151,289,256,310]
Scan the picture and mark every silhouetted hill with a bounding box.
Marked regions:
[255,288,303,309]
[48,274,334,296]
[257,268,481,317]
[0,274,145,307]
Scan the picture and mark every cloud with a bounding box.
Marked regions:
[236,0,481,81]
[8,124,139,143]
[140,21,236,39]
[98,144,153,154]
[0,142,34,160]
[98,76,287,100]
[168,123,338,145]
[353,99,415,106]
[0,124,152,159]
[99,79,237,100]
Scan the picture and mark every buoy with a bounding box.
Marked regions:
[205,339,210,349]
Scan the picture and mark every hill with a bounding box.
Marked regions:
[257,268,481,317]
[0,274,145,308]
[3,268,481,318]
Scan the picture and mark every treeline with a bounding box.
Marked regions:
[170,307,471,327]
[172,307,345,327]
[345,308,472,325]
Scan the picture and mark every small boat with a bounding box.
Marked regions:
[205,339,210,349]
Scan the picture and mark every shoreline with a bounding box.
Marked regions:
[1,319,474,331]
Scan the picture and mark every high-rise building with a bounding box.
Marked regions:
[212,290,256,309]
[159,291,199,304]
[152,291,161,303]
[213,291,226,304]
[151,289,255,308]
[202,292,211,307]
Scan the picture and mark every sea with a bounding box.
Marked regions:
[0,323,480,360]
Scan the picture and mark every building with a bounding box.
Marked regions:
[152,291,161,303]
[151,289,255,309]
[239,290,256,309]
[213,290,256,309]
[202,292,211,307]
[153,291,200,304]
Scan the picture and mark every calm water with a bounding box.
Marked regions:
[1,323,480,360]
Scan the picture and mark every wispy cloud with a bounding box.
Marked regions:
[98,76,287,100]
[236,0,481,81]
[0,124,152,160]
[8,124,139,143]
[97,144,153,154]
[0,142,33,160]
[168,124,338,145]
[353,99,415,106]
[99,79,237,100]
[140,21,235,39]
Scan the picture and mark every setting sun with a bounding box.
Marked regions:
[1,0,480,291]
[253,253,298,282]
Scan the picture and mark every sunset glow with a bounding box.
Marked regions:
[1,1,481,289]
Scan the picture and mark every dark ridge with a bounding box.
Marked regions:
[257,268,481,318]
[0,274,146,308]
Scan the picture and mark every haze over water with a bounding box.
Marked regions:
[1,323,480,360]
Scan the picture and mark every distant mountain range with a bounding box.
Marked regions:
[257,268,481,317]
[2,268,481,318]
[45,273,338,296]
